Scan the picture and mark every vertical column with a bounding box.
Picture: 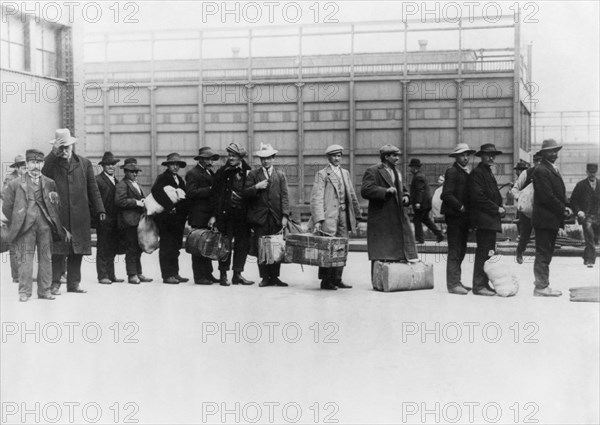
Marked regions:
[348,24,356,189]
[149,86,157,183]
[401,80,409,178]
[246,83,255,166]
[198,31,204,149]
[102,85,111,151]
[455,79,464,145]
[512,9,521,165]
[296,82,305,204]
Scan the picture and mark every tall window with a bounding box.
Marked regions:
[0,14,26,71]
[35,22,59,77]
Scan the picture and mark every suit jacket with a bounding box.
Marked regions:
[309,164,361,236]
[361,163,418,261]
[42,152,105,255]
[151,170,188,223]
[468,162,503,232]
[2,174,64,243]
[441,162,470,218]
[115,178,145,228]
[96,172,119,224]
[185,164,215,228]
[533,160,568,230]
[244,167,290,227]
[570,178,600,217]
[410,170,433,210]
[211,160,252,229]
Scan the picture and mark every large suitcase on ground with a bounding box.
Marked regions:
[284,233,348,267]
[372,261,434,292]
[185,228,230,261]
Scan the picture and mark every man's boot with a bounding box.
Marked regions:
[232,272,255,285]
[220,271,230,286]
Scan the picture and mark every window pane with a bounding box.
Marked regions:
[1,18,9,40]
[9,43,24,70]
[1,41,9,67]
[9,16,24,44]
[36,50,43,73]
[43,27,57,52]
[44,52,57,77]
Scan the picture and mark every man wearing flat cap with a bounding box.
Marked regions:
[42,128,106,294]
[408,158,444,244]
[311,144,361,290]
[209,142,254,286]
[361,145,418,282]
[441,143,476,295]
[95,152,124,284]
[2,154,27,283]
[244,143,290,287]
[3,149,64,301]
[186,147,220,285]
[570,163,599,268]
[532,139,572,296]
[151,152,189,284]
[468,143,506,296]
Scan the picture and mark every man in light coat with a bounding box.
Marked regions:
[310,144,361,290]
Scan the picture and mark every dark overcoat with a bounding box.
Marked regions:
[185,164,214,228]
[151,170,188,225]
[42,152,105,254]
[533,160,568,230]
[95,172,119,224]
[468,162,503,232]
[361,163,418,261]
[410,170,433,210]
[211,160,251,229]
[115,178,145,228]
[570,177,600,217]
[441,162,470,217]
[244,167,290,227]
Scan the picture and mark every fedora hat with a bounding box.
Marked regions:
[9,155,26,168]
[48,128,76,147]
[120,158,142,172]
[325,144,344,155]
[408,158,422,168]
[226,142,247,158]
[161,152,187,168]
[537,138,563,154]
[475,143,503,157]
[587,163,598,173]
[25,150,44,162]
[255,143,278,158]
[194,147,219,161]
[98,151,120,166]
[379,144,400,156]
[449,143,476,157]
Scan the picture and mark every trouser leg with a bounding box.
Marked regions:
[472,229,496,292]
[517,214,533,255]
[445,216,468,289]
[533,228,558,289]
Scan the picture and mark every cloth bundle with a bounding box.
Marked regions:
[145,186,186,216]
[137,213,160,253]
[484,257,519,297]
[517,184,534,218]
[258,233,285,264]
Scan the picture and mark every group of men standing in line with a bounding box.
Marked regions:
[2,128,598,301]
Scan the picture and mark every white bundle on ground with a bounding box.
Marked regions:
[484,257,519,297]
[144,186,186,216]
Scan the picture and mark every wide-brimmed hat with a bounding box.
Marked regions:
[475,143,503,157]
[325,144,344,155]
[161,152,187,168]
[48,128,77,147]
[194,147,219,161]
[409,158,422,168]
[537,139,563,154]
[25,150,44,162]
[587,163,598,173]
[9,155,26,168]
[98,151,120,166]
[514,161,529,171]
[379,144,400,156]
[226,142,247,158]
[255,143,278,158]
[449,143,476,157]
[120,158,142,172]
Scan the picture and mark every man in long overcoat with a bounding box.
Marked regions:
[532,139,572,296]
[468,143,506,296]
[409,158,444,244]
[570,163,599,267]
[310,144,361,290]
[361,145,418,279]
[186,147,220,285]
[244,143,290,287]
[42,129,105,294]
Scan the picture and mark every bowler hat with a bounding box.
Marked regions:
[98,151,120,166]
[48,128,77,147]
[325,144,344,155]
[161,152,187,168]
[514,161,529,171]
[537,139,562,154]
[475,143,503,157]
[120,158,142,172]
[587,163,598,173]
[408,158,422,168]
[25,149,44,162]
[9,155,26,168]
[449,143,476,157]
[379,144,400,156]
[255,143,278,158]
[226,142,247,158]
[194,147,219,161]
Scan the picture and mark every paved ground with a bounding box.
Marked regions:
[1,249,598,425]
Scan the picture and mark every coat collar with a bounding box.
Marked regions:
[376,163,395,188]
[125,178,143,197]
[100,172,116,186]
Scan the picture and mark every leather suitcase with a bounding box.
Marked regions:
[372,261,434,292]
[185,228,230,261]
[284,233,348,267]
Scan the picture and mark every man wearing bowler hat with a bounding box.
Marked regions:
[209,142,254,286]
[311,144,361,290]
[2,154,27,283]
[186,147,220,285]
[42,128,106,294]
[408,158,444,244]
[95,152,125,284]
[441,143,476,295]
[151,153,189,284]
[532,139,572,296]
[570,163,599,268]
[469,143,506,296]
